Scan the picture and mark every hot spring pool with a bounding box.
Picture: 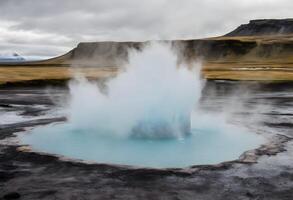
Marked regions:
[19,122,264,168]
[18,43,265,168]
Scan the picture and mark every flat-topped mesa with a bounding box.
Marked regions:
[225,19,293,36]
[66,39,292,66]
[66,40,258,67]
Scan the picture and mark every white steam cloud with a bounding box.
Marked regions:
[67,42,202,139]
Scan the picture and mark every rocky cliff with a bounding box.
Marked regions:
[225,19,293,36]
[53,37,292,67]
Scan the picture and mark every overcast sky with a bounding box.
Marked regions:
[0,0,292,58]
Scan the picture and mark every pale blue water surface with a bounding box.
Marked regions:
[19,122,265,168]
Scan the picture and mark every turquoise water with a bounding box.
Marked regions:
[19,122,264,168]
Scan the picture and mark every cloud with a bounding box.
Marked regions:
[0,0,292,57]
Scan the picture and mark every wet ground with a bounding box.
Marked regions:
[0,81,293,200]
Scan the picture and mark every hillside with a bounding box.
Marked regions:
[0,19,293,83]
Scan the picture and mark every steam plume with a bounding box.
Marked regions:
[67,42,202,139]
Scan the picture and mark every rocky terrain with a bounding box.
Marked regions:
[1,82,293,199]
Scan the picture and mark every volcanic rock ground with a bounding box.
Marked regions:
[1,81,293,200]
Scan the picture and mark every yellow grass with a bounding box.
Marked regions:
[2,63,293,85]
[0,66,118,84]
[203,70,293,81]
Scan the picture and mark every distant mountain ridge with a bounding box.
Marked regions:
[0,53,25,62]
[225,19,293,36]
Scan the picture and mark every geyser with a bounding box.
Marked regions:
[19,42,265,168]
[68,42,201,139]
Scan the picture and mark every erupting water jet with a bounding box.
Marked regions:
[68,42,201,139]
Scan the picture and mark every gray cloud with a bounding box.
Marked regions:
[0,0,292,57]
